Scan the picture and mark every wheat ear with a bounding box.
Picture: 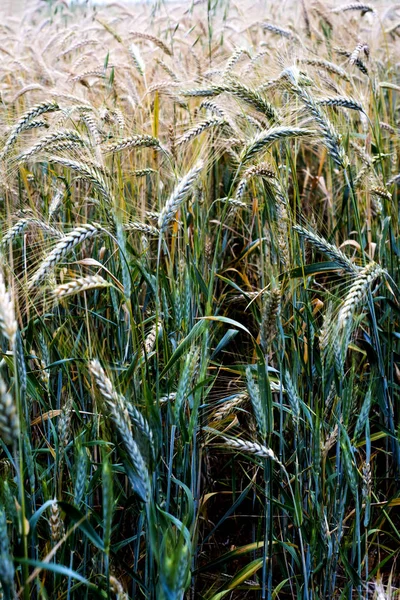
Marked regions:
[293,225,358,274]
[29,223,103,288]
[0,270,17,343]
[241,127,314,163]
[89,359,151,502]
[53,275,111,299]
[337,262,384,332]
[158,161,203,232]
[0,101,59,159]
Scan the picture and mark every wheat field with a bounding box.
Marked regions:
[0,0,399,598]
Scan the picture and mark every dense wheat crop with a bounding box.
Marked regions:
[0,0,399,598]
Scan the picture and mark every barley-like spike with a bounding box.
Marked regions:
[212,392,249,421]
[158,161,203,232]
[293,225,358,274]
[89,360,151,502]
[1,218,62,247]
[316,96,364,112]
[349,43,369,66]
[371,186,391,201]
[246,366,266,438]
[334,47,368,75]
[155,58,179,82]
[283,372,300,421]
[16,129,86,161]
[228,198,247,210]
[301,58,350,81]
[176,118,225,146]
[74,444,88,506]
[0,101,59,159]
[294,86,347,167]
[23,119,49,130]
[235,162,275,201]
[260,286,281,351]
[0,508,14,591]
[225,78,279,122]
[332,4,375,15]
[57,39,98,58]
[129,43,145,76]
[241,127,314,163]
[130,31,172,56]
[110,576,129,600]
[72,70,105,82]
[0,270,17,343]
[379,121,396,134]
[49,189,63,219]
[124,222,160,236]
[181,86,224,98]
[132,168,157,177]
[224,47,249,75]
[261,22,294,39]
[386,173,400,186]
[29,223,103,288]
[54,275,111,299]
[174,348,199,419]
[0,376,19,445]
[50,500,65,542]
[126,403,155,463]
[219,434,280,462]
[337,262,384,332]
[350,141,372,166]
[105,135,161,153]
[80,112,101,146]
[142,323,158,355]
[47,156,113,204]
[159,392,177,404]
[58,398,73,450]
